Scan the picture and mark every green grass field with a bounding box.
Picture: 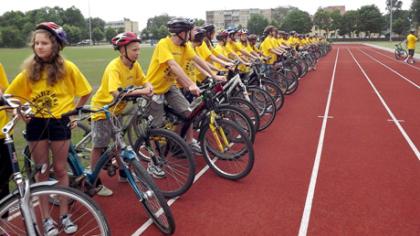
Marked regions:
[0,45,155,85]
[0,45,155,155]
[366,41,420,52]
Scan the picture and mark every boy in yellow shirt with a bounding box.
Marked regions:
[146,18,212,154]
[90,32,153,196]
[405,30,418,64]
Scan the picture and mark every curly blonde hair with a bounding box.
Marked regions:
[22,29,66,86]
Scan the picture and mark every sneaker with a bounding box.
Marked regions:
[61,214,78,234]
[189,140,202,155]
[96,185,113,197]
[147,163,166,179]
[43,218,58,236]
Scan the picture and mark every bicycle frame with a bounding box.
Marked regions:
[165,86,230,153]
[216,73,251,104]
[0,104,57,235]
[69,106,148,199]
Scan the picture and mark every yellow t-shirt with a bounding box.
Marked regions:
[146,36,196,94]
[5,60,92,118]
[287,37,298,46]
[0,63,9,139]
[91,57,147,120]
[195,42,213,82]
[407,34,418,50]
[178,43,198,86]
[214,44,229,71]
[225,41,242,59]
[208,43,220,57]
[260,36,277,64]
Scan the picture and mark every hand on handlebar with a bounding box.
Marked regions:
[188,83,201,96]
[213,75,226,82]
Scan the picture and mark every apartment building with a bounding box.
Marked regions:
[206,8,273,30]
[105,18,139,34]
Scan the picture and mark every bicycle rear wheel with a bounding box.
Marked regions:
[133,128,195,198]
[199,119,254,180]
[128,159,176,234]
[0,185,110,236]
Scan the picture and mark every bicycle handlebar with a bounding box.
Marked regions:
[61,86,144,117]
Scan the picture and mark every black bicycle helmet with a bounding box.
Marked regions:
[203,24,215,33]
[192,27,206,43]
[167,18,195,34]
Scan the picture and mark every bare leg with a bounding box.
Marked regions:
[29,141,51,220]
[50,140,70,217]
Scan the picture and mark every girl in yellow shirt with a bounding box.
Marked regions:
[0,63,12,213]
[5,22,92,235]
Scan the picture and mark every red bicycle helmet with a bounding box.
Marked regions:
[111,32,141,50]
[36,22,68,47]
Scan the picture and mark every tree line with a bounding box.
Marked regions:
[0,6,122,47]
[1,1,419,47]
[247,0,420,38]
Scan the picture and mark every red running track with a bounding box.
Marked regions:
[89,44,420,235]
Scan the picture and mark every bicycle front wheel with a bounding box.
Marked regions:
[199,119,254,180]
[0,185,110,236]
[129,159,176,234]
[133,128,195,198]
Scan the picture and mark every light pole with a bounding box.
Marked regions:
[389,0,393,41]
[88,0,93,45]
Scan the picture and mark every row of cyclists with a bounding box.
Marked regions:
[0,17,327,235]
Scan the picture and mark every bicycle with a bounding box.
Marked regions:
[66,93,196,199]
[162,79,255,180]
[218,67,276,131]
[394,42,408,60]
[56,87,176,234]
[0,95,110,236]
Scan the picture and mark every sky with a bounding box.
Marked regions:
[0,0,412,30]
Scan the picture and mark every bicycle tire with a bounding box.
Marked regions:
[246,87,276,131]
[0,185,110,236]
[217,104,256,143]
[225,97,261,132]
[283,70,299,95]
[249,79,284,111]
[133,128,195,198]
[199,119,254,180]
[129,159,176,234]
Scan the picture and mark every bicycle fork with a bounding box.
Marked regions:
[209,112,229,153]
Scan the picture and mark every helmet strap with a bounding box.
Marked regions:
[176,32,188,46]
[123,46,135,69]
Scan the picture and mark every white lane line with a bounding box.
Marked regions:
[364,47,420,72]
[317,116,334,119]
[348,48,420,161]
[132,164,211,236]
[298,48,340,236]
[387,119,405,123]
[357,49,420,89]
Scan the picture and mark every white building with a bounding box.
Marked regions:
[206,8,273,30]
[105,18,139,34]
